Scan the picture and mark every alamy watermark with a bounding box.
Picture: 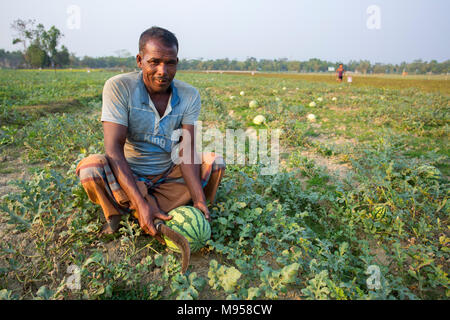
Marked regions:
[66,264,81,290]
[171,121,282,175]
[365,265,382,290]
[366,5,381,30]
[67,5,81,30]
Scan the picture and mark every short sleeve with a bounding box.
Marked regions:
[101,78,129,127]
[181,90,201,125]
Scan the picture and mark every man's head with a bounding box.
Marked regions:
[136,26,179,94]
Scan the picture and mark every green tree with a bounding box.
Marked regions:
[372,63,386,74]
[11,19,66,68]
[54,45,70,67]
[11,19,36,66]
[358,60,371,74]
[0,49,25,68]
[41,25,63,67]
[25,44,49,68]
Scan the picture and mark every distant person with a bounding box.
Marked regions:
[75,26,225,240]
[336,64,345,82]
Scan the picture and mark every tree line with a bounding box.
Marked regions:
[3,49,448,75]
[176,58,450,75]
[7,19,70,69]
[2,19,449,74]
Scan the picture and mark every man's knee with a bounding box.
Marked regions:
[76,154,108,179]
[202,152,226,171]
[214,155,226,171]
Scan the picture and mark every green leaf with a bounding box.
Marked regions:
[280,263,300,284]
[189,273,206,291]
[0,289,18,300]
[217,217,228,225]
[408,269,418,279]
[36,286,54,300]
[176,290,194,300]
[154,254,164,267]
[82,251,103,267]
[246,287,261,300]
[220,266,242,293]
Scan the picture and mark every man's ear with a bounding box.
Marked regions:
[136,54,142,68]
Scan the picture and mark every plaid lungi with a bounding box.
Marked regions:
[75,152,225,221]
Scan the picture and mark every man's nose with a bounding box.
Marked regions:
[156,63,167,76]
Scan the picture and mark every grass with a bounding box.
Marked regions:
[0,69,448,300]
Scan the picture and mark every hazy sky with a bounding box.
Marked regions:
[1,0,449,64]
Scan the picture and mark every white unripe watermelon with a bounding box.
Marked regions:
[249,100,258,108]
[306,114,316,122]
[253,115,266,125]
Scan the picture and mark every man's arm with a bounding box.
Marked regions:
[103,121,171,237]
[178,124,210,221]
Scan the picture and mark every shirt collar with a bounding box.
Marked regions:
[139,70,180,107]
[148,92,172,120]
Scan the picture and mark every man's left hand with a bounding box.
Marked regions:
[193,201,210,221]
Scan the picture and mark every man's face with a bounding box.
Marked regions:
[137,39,178,94]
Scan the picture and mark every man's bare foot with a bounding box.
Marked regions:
[100,215,121,235]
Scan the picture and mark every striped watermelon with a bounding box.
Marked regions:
[164,206,211,253]
[373,205,387,219]
[416,165,441,181]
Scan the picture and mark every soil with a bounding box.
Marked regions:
[0,146,36,198]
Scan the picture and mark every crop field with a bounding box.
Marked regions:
[0,69,448,300]
[200,71,450,94]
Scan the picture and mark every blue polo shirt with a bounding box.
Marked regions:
[101,71,201,176]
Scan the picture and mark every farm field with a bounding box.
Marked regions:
[0,69,449,300]
[198,71,450,94]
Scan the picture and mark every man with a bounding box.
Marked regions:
[336,64,345,82]
[76,27,225,242]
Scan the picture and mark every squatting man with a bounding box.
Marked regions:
[76,26,226,243]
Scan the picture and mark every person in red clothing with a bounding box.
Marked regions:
[336,64,345,82]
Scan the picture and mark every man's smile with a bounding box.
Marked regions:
[155,78,168,84]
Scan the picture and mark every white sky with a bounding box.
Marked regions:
[0,0,449,64]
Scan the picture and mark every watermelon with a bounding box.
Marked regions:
[253,115,266,125]
[373,205,387,219]
[249,100,258,108]
[415,165,441,181]
[164,206,211,253]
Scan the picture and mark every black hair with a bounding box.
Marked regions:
[139,26,179,53]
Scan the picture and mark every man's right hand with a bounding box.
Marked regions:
[137,201,173,239]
